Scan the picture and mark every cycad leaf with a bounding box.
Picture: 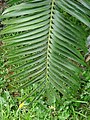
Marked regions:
[0,0,89,101]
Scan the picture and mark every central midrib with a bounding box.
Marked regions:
[46,0,55,79]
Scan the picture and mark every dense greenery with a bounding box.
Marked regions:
[0,72,90,119]
[0,0,90,119]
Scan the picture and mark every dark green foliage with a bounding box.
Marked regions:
[0,0,90,119]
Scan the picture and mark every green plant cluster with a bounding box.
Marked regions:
[0,73,90,120]
[0,0,90,120]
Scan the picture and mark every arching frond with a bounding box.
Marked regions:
[0,0,90,101]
